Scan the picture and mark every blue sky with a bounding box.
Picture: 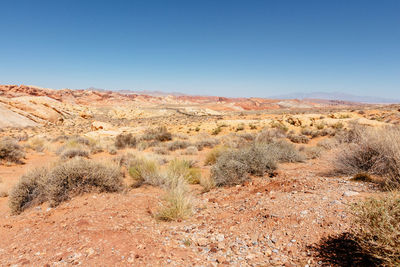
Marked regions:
[1,0,399,98]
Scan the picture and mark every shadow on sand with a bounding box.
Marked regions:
[309,233,381,267]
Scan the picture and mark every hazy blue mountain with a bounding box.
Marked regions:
[270,92,400,104]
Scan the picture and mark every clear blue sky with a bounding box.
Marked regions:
[1,0,399,98]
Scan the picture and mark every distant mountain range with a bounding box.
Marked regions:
[85,87,399,104]
[269,92,400,104]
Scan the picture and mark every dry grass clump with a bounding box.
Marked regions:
[141,126,172,142]
[152,146,170,155]
[128,157,163,187]
[112,152,136,167]
[167,159,201,184]
[9,158,124,214]
[115,133,136,149]
[334,125,400,189]
[270,121,289,132]
[299,146,323,160]
[155,176,193,221]
[350,193,400,265]
[183,146,198,155]
[317,138,338,150]
[56,136,98,156]
[255,128,286,143]
[288,133,310,144]
[0,137,25,164]
[204,146,228,166]
[199,176,215,192]
[60,148,90,159]
[26,136,47,152]
[195,138,220,151]
[167,140,192,151]
[211,126,222,135]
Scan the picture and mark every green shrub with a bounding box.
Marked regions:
[351,193,400,265]
[0,138,25,164]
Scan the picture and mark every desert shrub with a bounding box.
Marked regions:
[9,167,48,214]
[74,136,91,145]
[315,122,325,130]
[317,138,338,150]
[141,126,172,142]
[115,133,136,149]
[167,140,192,151]
[299,146,323,159]
[211,151,249,186]
[331,122,344,129]
[60,148,90,159]
[9,158,123,214]
[351,193,400,265]
[212,126,222,135]
[267,140,305,163]
[0,138,25,164]
[204,146,228,166]
[113,153,135,167]
[167,159,201,184]
[199,176,215,193]
[128,157,163,187]
[183,146,198,155]
[211,145,277,186]
[334,125,400,189]
[107,146,117,155]
[300,127,314,136]
[270,121,288,132]
[238,133,255,141]
[155,176,192,221]
[249,124,257,130]
[46,158,123,207]
[26,136,47,152]
[235,124,245,132]
[241,145,278,176]
[255,128,286,143]
[195,138,219,151]
[152,146,170,155]
[288,134,310,144]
